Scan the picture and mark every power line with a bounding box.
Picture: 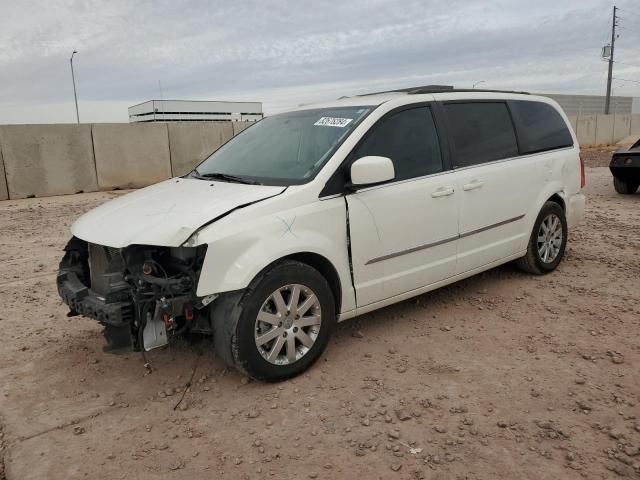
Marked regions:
[613,77,640,84]
[614,59,640,69]
[615,20,640,32]
[616,7,640,20]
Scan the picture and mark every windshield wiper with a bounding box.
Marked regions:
[193,172,262,185]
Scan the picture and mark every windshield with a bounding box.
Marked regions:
[192,106,371,185]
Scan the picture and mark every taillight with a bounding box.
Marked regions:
[579,152,586,189]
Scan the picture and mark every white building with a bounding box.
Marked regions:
[128,100,263,123]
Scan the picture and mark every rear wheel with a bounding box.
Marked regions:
[516,201,567,275]
[613,177,639,194]
[220,260,336,382]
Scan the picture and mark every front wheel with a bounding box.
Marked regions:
[613,177,639,194]
[223,260,336,382]
[516,201,568,275]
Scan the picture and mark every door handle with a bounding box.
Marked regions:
[431,186,455,198]
[463,180,484,191]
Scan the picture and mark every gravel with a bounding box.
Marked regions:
[0,153,639,479]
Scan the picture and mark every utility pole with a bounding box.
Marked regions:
[604,6,618,114]
[70,50,80,123]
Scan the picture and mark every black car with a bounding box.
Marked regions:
[611,139,640,194]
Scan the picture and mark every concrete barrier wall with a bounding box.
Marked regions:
[0,121,254,199]
[0,147,8,201]
[167,122,234,177]
[0,116,638,201]
[575,115,597,146]
[573,114,640,147]
[567,116,577,136]
[0,124,98,199]
[92,123,172,190]
[613,115,632,144]
[631,116,640,136]
[233,121,252,136]
[595,115,614,146]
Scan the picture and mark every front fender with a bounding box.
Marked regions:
[194,197,355,314]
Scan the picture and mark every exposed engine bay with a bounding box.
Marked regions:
[57,236,211,353]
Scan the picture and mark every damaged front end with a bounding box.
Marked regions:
[57,237,210,354]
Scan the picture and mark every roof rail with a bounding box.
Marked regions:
[358,85,454,96]
[409,88,530,95]
[357,85,530,96]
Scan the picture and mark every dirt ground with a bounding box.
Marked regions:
[0,150,639,480]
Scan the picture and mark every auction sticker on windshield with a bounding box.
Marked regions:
[314,117,353,128]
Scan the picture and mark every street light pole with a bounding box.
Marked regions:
[70,50,80,123]
[472,80,486,89]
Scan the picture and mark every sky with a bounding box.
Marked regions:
[1,0,640,124]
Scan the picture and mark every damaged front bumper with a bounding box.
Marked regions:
[57,237,209,354]
[57,271,132,325]
[57,270,135,352]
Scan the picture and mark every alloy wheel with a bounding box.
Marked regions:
[537,213,563,263]
[254,284,322,365]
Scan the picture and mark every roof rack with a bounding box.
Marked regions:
[411,88,530,95]
[358,85,454,96]
[358,85,530,96]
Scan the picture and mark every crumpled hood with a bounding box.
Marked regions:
[72,178,285,248]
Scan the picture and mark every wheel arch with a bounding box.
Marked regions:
[280,252,342,314]
[520,185,567,252]
[547,192,566,211]
[203,249,346,318]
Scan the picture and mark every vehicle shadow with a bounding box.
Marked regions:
[334,261,526,337]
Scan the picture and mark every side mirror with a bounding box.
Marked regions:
[350,156,395,187]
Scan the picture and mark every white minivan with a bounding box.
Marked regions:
[58,87,586,381]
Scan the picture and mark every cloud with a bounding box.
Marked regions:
[1,0,639,123]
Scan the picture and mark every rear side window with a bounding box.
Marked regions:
[509,100,573,154]
[443,102,519,167]
[352,106,442,181]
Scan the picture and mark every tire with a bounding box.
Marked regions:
[516,201,568,275]
[217,260,336,382]
[613,177,639,194]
